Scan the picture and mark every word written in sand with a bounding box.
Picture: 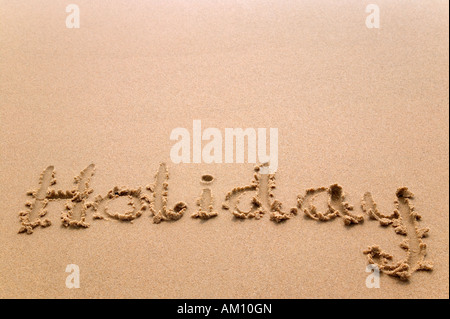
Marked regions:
[17,163,433,281]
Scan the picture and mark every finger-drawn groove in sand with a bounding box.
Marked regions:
[146,163,187,224]
[362,188,433,280]
[192,188,218,220]
[90,163,187,224]
[200,174,214,184]
[18,164,95,234]
[61,164,95,228]
[191,175,218,220]
[18,166,55,234]
[91,187,146,222]
[297,184,364,225]
[222,163,297,222]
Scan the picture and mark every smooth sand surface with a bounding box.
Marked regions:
[0,0,448,298]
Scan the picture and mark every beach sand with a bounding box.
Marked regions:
[0,0,448,298]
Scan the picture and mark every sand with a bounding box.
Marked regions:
[0,0,448,298]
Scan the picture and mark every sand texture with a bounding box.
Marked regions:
[0,0,448,298]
